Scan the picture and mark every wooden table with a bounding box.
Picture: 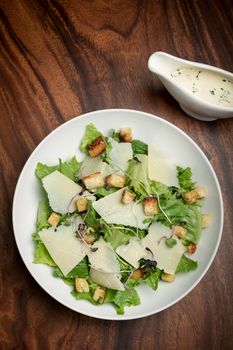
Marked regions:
[1,1,233,349]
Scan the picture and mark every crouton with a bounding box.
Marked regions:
[83,227,96,244]
[93,286,106,303]
[161,273,176,282]
[173,225,186,239]
[202,214,211,228]
[75,278,90,293]
[106,173,126,188]
[187,243,197,254]
[183,186,207,204]
[48,212,60,227]
[75,197,88,212]
[120,127,133,143]
[195,186,207,198]
[143,197,158,216]
[121,189,136,204]
[131,269,144,280]
[88,136,106,157]
[83,172,104,189]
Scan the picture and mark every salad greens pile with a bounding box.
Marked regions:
[33,123,207,314]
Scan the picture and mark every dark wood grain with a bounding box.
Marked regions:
[0,0,233,349]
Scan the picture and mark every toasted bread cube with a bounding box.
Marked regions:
[93,286,106,303]
[143,197,158,216]
[88,136,106,157]
[173,225,186,239]
[161,273,176,282]
[75,278,90,293]
[131,269,144,280]
[75,197,88,212]
[83,172,104,189]
[48,212,60,227]
[187,243,197,254]
[183,191,196,204]
[195,186,207,199]
[121,189,136,204]
[120,127,133,143]
[83,227,96,244]
[202,214,211,228]
[106,173,126,188]
[183,186,207,204]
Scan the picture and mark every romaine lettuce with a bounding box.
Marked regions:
[94,187,118,198]
[155,195,202,243]
[33,241,55,266]
[177,166,195,191]
[126,158,149,197]
[105,287,140,315]
[53,257,89,279]
[80,123,102,153]
[35,156,80,181]
[36,199,51,231]
[132,140,148,155]
[85,201,101,229]
[176,254,198,272]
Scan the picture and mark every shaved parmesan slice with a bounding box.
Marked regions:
[109,140,133,174]
[42,170,82,214]
[141,222,171,257]
[87,237,120,273]
[142,222,186,274]
[42,170,94,214]
[38,225,86,276]
[78,156,109,179]
[101,162,112,177]
[89,268,125,291]
[116,237,146,268]
[154,237,186,274]
[148,145,178,186]
[92,188,150,229]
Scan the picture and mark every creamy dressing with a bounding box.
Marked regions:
[171,67,233,107]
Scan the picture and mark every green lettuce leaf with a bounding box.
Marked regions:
[33,241,56,266]
[126,157,149,197]
[127,265,162,290]
[150,180,172,198]
[85,201,101,229]
[177,166,195,191]
[176,254,198,272]
[105,287,141,315]
[35,156,80,181]
[111,129,121,142]
[35,163,58,179]
[103,225,133,249]
[101,137,112,163]
[103,224,146,250]
[144,268,161,291]
[127,267,161,291]
[53,257,89,279]
[36,199,51,231]
[80,123,102,153]
[155,195,202,243]
[132,140,148,155]
[94,187,118,198]
[71,289,99,305]
[59,156,80,181]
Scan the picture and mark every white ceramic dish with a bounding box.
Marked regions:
[148,51,233,121]
[12,109,223,320]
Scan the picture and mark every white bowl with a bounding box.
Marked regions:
[148,52,233,121]
[12,109,223,320]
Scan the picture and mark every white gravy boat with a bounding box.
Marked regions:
[148,52,233,121]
